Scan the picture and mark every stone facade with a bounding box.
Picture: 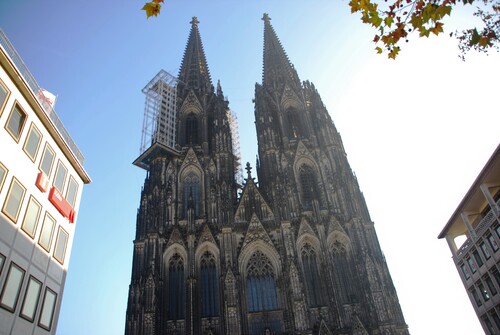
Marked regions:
[125,15,409,335]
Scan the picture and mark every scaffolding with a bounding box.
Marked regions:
[140,70,179,154]
[228,109,243,185]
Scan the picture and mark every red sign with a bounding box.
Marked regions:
[36,171,50,193]
[49,187,75,223]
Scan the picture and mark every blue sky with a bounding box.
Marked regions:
[1,1,499,334]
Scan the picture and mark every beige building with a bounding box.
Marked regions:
[0,29,90,334]
[439,144,500,334]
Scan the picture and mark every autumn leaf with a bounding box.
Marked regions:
[142,2,161,18]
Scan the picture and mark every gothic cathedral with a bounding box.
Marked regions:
[125,15,409,335]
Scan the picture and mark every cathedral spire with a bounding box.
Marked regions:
[178,16,212,94]
[262,13,301,89]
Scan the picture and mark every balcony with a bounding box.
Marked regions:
[456,198,500,260]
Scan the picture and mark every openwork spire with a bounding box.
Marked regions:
[262,13,301,89]
[178,16,212,93]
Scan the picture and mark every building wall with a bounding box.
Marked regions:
[439,149,500,334]
[0,38,88,334]
[125,17,409,335]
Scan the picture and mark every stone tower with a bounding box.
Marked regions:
[125,15,409,335]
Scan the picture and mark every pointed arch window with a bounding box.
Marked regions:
[329,239,352,303]
[299,165,318,210]
[168,253,185,320]
[185,113,199,145]
[183,172,200,217]
[301,243,323,307]
[287,108,303,139]
[246,250,278,312]
[200,251,219,317]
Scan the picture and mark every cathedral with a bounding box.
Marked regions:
[125,14,409,335]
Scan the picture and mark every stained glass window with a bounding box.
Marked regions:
[299,165,317,210]
[168,253,185,320]
[301,243,323,307]
[183,173,200,217]
[185,113,198,145]
[200,251,218,317]
[246,250,278,312]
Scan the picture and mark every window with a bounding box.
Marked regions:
[492,311,500,332]
[485,275,498,296]
[246,250,278,312]
[23,123,42,162]
[19,276,42,322]
[479,282,490,301]
[471,287,482,307]
[299,165,319,210]
[168,253,185,320]
[38,287,57,331]
[0,79,10,113]
[185,113,198,145]
[53,227,69,265]
[473,250,484,267]
[496,225,500,238]
[301,243,323,307]
[481,242,492,260]
[38,213,56,252]
[0,253,5,276]
[5,103,27,142]
[200,251,218,317]
[483,316,495,335]
[287,108,305,138]
[0,262,25,312]
[467,257,477,274]
[461,264,470,280]
[65,176,78,207]
[53,161,67,192]
[39,144,55,177]
[183,173,200,217]
[2,178,26,223]
[494,269,500,287]
[0,162,7,191]
[487,234,499,252]
[21,196,42,238]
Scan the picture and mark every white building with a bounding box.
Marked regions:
[0,29,91,334]
[439,144,500,334]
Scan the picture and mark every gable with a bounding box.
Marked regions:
[234,179,274,222]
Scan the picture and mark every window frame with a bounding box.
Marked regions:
[19,275,42,322]
[65,176,79,208]
[473,249,484,268]
[471,287,482,307]
[0,78,11,115]
[21,196,42,239]
[38,212,56,252]
[1,177,26,223]
[0,253,5,276]
[0,262,26,312]
[485,275,498,296]
[467,257,477,274]
[22,123,43,162]
[39,143,55,178]
[53,226,69,265]
[487,233,499,252]
[53,160,67,193]
[4,102,27,143]
[38,287,57,331]
[0,161,7,192]
[460,263,470,280]
[481,241,492,260]
[478,281,490,301]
